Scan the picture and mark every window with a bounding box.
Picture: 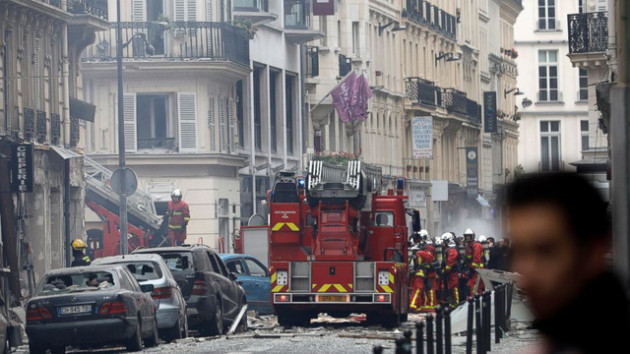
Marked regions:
[578,0,584,13]
[538,0,556,30]
[337,20,342,48]
[581,120,589,152]
[207,252,222,274]
[245,258,267,277]
[329,112,336,152]
[285,75,295,154]
[320,16,328,46]
[352,22,359,56]
[124,262,163,281]
[226,260,246,274]
[578,68,588,101]
[270,70,279,153]
[538,50,559,101]
[540,121,561,171]
[253,67,262,150]
[137,94,171,150]
[374,211,395,227]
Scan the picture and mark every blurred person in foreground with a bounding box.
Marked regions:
[506,172,629,353]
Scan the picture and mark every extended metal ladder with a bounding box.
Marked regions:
[83,156,162,232]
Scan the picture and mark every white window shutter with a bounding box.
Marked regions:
[206,0,213,21]
[208,97,216,151]
[132,0,146,22]
[178,92,197,152]
[174,0,186,22]
[228,97,236,153]
[187,0,197,22]
[219,98,227,152]
[123,94,137,152]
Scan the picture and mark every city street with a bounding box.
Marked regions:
[13,314,539,354]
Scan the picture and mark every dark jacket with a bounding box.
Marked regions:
[71,250,91,267]
[534,271,630,353]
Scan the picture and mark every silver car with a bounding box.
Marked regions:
[92,254,188,341]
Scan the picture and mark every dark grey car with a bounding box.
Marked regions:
[133,245,246,335]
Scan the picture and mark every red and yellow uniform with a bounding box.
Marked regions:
[166,200,190,245]
[444,246,460,305]
[467,241,485,295]
[410,251,426,311]
[419,249,436,311]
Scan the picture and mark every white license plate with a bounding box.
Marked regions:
[60,304,91,315]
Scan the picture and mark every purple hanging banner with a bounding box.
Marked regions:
[313,0,336,16]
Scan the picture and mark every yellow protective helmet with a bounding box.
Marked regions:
[71,238,87,251]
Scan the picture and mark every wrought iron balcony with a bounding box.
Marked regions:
[404,0,456,39]
[24,108,35,141]
[67,0,108,20]
[568,12,608,54]
[138,137,176,150]
[466,98,481,124]
[85,22,249,67]
[405,78,439,107]
[51,113,61,145]
[443,88,467,115]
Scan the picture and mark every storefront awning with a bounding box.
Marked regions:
[476,194,491,208]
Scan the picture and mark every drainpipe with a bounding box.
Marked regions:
[300,44,307,170]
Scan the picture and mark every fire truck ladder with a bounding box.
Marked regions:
[84,156,163,237]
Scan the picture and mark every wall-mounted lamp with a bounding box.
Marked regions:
[434,51,461,66]
[379,21,406,35]
[504,87,524,98]
[522,97,533,108]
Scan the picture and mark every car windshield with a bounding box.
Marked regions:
[38,271,118,295]
[161,253,193,273]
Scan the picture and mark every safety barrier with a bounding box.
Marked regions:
[375,282,514,354]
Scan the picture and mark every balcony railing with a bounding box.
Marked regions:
[85,22,249,67]
[138,137,176,150]
[405,78,439,107]
[568,12,608,54]
[465,98,481,124]
[443,88,467,115]
[404,0,456,39]
[234,0,269,12]
[285,0,311,29]
[67,0,108,20]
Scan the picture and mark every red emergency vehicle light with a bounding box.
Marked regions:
[275,294,290,303]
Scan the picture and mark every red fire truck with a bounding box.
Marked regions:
[268,160,420,327]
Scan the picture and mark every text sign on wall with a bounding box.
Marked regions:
[412,116,433,159]
[466,147,478,199]
[11,144,34,193]
[484,91,497,133]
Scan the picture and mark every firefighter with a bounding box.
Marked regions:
[165,189,191,246]
[467,233,485,296]
[409,247,427,311]
[442,233,460,307]
[422,239,438,311]
[71,239,91,267]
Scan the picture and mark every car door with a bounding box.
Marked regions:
[225,258,258,307]
[206,251,239,320]
[121,269,153,328]
[243,257,273,314]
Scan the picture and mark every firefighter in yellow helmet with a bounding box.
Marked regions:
[71,239,91,267]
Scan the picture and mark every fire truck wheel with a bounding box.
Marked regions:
[277,311,293,328]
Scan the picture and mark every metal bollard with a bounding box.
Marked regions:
[475,295,483,354]
[404,329,413,354]
[396,337,406,354]
[466,297,474,354]
[494,288,501,344]
[499,285,506,338]
[427,314,435,354]
[416,321,425,354]
[483,291,491,352]
[444,307,452,354]
[373,345,384,354]
[436,306,443,354]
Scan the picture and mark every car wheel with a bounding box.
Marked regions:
[50,345,66,354]
[125,320,143,352]
[145,319,159,348]
[28,342,46,354]
[203,297,223,336]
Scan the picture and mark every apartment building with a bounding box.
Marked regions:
[515,0,605,175]
[0,0,107,284]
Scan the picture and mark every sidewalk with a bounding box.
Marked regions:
[449,329,541,353]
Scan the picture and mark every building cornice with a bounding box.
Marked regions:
[88,153,247,168]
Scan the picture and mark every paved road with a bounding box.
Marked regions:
[17,314,539,353]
